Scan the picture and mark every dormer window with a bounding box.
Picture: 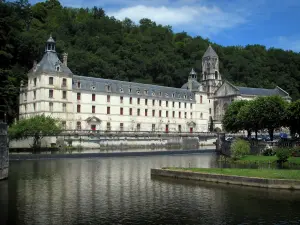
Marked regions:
[106,84,111,92]
[129,87,132,93]
[120,87,124,93]
[165,93,169,97]
[152,92,155,96]
[77,81,81,88]
[172,93,175,98]
[184,95,187,99]
[159,91,162,96]
[144,90,148,95]
[137,89,140,95]
[56,65,60,72]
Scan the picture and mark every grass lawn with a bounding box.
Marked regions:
[165,167,300,180]
[235,155,300,165]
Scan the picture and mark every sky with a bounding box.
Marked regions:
[30,0,300,52]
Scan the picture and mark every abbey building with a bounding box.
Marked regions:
[18,36,291,132]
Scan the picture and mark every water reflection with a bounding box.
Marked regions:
[1,153,300,224]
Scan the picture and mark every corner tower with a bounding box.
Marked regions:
[201,45,222,96]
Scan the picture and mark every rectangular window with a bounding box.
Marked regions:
[159,110,162,117]
[62,78,67,87]
[173,111,175,118]
[185,102,187,108]
[152,99,155,106]
[179,112,181,118]
[166,101,168,107]
[107,122,111,131]
[91,125,96,131]
[129,108,132,115]
[77,93,81,100]
[152,124,155,132]
[137,98,140,105]
[49,77,53,85]
[130,97,132,104]
[137,108,140,116]
[49,90,53,98]
[185,112,187,118]
[209,108,211,114]
[145,109,148,116]
[137,123,141,131]
[159,100,162,106]
[77,104,81,113]
[190,112,193,118]
[107,107,110,114]
[107,95,110,103]
[33,103,36,111]
[24,105,27,112]
[179,102,181,108]
[62,91,67,99]
[172,102,175,107]
[166,111,169,117]
[178,125,181,132]
[152,110,155,117]
[92,105,95,113]
[63,103,66,112]
[200,95,203,104]
[77,121,81,130]
[120,123,124,132]
[62,121,66,130]
[92,94,96,101]
[190,103,192,109]
[34,78,37,86]
[120,96,123,103]
[49,102,53,112]
[77,81,81,88]
[33,90,36,99]
[120,107,123,115]
[145,99,148,105]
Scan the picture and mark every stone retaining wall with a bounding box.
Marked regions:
[151,169,300,190]
[0,123,8,180]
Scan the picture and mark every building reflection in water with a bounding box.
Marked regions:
[5,153,300,224]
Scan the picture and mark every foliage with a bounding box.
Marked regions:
[230,138,250,160]
[275,148,291,163]
[286,100,300,137]
[222,100,248,133]
[8,114,62,149]
[2,0,300,125]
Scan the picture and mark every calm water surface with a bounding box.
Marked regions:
[1,153,300,225]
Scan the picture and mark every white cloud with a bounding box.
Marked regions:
[107,4,246,36]
[276,36,300,52]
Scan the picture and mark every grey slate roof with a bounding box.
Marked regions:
[181,80,202,91]
[203,45,218,58]
[73,75,196,102]
[30,52,73,75]
[236,86,289,97]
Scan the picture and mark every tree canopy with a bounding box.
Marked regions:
[1,0,300,124]
[223,96,289,140]
[8,114,62,149]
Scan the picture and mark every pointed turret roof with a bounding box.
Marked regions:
[47,34,55,43]
[189,68,197,75]
[203,45,218,58]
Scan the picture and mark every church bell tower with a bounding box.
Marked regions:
[201,45,222,96]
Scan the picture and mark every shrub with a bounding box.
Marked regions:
[276,148,291,163]
[230,138,250,160]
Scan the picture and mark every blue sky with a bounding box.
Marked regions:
[30,0,300,52]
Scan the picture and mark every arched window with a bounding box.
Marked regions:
[215,71,218,79]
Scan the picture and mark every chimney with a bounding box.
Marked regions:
[62,53,68,66]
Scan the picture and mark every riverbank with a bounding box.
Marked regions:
[235,155,300,165]
[151,168,300,189]
[9,149,215,161]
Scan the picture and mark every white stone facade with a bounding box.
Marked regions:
[19,36,217,132]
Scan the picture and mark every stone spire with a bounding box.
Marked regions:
[189,68,197,80]
[203,45,218,59]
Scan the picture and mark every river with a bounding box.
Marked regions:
[1,152,300,224]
